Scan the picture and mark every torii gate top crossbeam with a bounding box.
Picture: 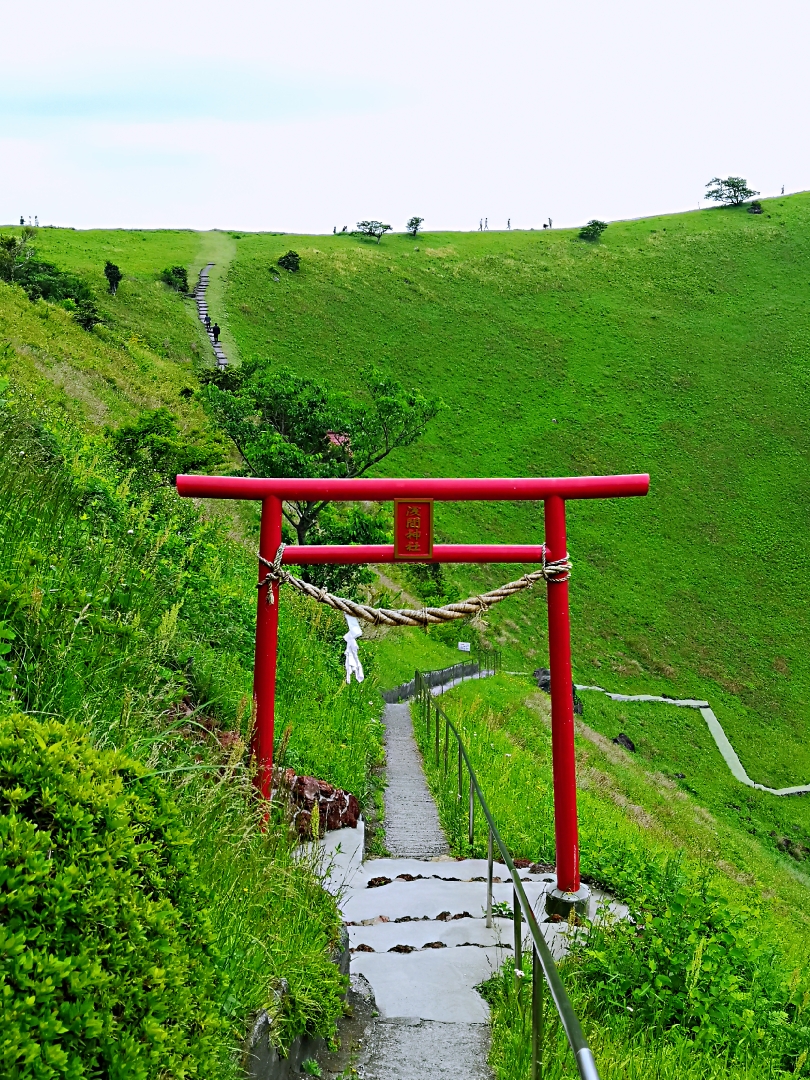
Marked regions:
[176,473,649,501]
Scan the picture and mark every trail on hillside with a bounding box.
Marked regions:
[191,231,241,367]
[577,685,810,796]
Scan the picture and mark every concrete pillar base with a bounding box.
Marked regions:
[545,884,591,918]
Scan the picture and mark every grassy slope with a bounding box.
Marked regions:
[0,229,385,1067]
[419,674,810,1077]
[4,212,809,910]
[223,200,810,872]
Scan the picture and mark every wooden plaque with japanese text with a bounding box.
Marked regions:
[393,499,434,560]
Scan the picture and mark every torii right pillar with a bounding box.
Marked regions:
[544,494,591,917]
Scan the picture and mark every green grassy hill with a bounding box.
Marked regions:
[4,206,810,866]
[3,204,810,1076]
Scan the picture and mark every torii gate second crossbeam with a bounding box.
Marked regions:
[176,472,649,901]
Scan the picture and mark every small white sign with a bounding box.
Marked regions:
[458,642,471,652]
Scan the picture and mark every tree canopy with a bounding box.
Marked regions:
[202,362,442,546]
[705,177,759,206]
[356,221,392,244]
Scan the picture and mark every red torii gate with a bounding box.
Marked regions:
[176,472,649,897]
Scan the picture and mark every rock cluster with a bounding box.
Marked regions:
[276,768,360,837]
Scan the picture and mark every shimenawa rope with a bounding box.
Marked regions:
[257,543,571,627]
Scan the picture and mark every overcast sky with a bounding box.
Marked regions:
[2,0,807,232]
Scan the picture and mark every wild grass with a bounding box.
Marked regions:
[414,678,810,1078]
[0,390,381,1074]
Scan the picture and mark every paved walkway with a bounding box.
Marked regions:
[382,703,448,858]
[577,684,810,796]
[319,697,618,1080]
[194,263,228,369]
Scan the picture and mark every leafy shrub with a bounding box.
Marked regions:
[160,265,189,292]
[579,220,608,242]
[0,711,225,1079]
[277,250,300,272]
[106,407,221,485]
[569,877,810,1062]
[0,240,100,328]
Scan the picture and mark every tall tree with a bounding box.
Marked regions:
[202,363,442,546]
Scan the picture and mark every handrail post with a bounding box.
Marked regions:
[532,945,544,1080]
[468,774,475,849]
[486,827,493,928]
[513,886,522,981]
[444,717,449,774]
[458,736,463,800]
[435,703,440,765]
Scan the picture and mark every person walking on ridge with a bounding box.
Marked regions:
[212,322,221,344]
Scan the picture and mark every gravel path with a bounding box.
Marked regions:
[318,693,620,1080]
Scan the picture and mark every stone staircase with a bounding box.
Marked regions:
[317,698,622,1079]
[194,263,228,369]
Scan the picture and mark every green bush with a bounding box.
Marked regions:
[160,266,189,292]
[106,407,221,485]
[578,219,608,242]
[0,711,225,1079]
[277,251,300,272]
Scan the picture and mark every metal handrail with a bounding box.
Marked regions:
[414,669,599,1080]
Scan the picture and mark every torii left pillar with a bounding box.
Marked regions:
[254,496,283,799]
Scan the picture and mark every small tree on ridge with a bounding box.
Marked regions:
[406,216,424,237]
[579,220,608,242]
[704,177,759,207]
[356,221,392,244]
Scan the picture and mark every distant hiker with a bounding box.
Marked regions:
[212,322,221,343]
[782,185,785,195]
[19,216,24,226]
[484,217,488,230]
[333,226,337,233]
[507,218,511,230]
[34,216,38,227]
[548,218,552,229]
[204,314,211,330]
[479,219,482,231]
